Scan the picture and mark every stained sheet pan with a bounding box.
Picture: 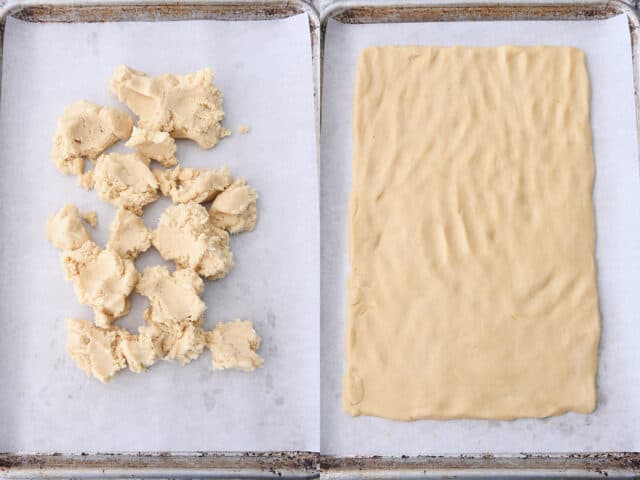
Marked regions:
[319,0,640,475]
[0,0,320,477]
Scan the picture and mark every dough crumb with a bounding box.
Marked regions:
[238,125,250,134]
[109,65,231,149]
[66,318,126,383]
[153,165,232,204]
[125,126,178,167]
[209,178,258,234]
[81,211,98,228]
[52,100,133,176]
[152,202,233,279]
[78,170,95,190]
[61,241,138,327]
[46,204,91,251]
[107,208,151,260]
[93,152,159,214]
[136,266,206,326]
[206,320,264,371]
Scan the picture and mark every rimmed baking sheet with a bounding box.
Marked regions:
[320,2,640,456]
[0,6,319,454]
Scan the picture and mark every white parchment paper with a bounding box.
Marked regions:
[321,14,640,455]
[0,14,319,453]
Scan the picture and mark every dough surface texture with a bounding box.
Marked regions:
[109,65,230,148]
[209,178,258,234]
[345,46,601,420]
[51,100,133,176]
[152,202,233,279]
[154,165,232,204]
[107,207,151,260]
[206,320,264,371]
[125,126,178,167]
[93,152,159,214]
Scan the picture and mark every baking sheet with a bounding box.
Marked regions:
[321,13,640,455]
[0,13,319,453]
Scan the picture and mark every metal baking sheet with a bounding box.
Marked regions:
[0,0,320,475]
[320,0,640,466]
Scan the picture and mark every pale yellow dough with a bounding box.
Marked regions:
[81,211,98,228]
[346,46,601,420]
[125,126,178,167]
[206,320,264,371]
[66,318,126,383]
[136,265,206,326]
[209,178,258,234]
[107,208,151,260]
[46,204,91,251]
[93,152,159,214]
[51,100,133,176]
[109,65,230,148]
[154,165,232,204]
[61,241,138,328]
[152,202,233,279]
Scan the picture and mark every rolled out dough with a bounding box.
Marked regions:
[345,46,601,420]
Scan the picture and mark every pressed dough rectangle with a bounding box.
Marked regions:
[345,46,601,420]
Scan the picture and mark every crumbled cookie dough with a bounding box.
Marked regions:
[62,241,138,327]
[140,320,207,365]
[154,165,232,204]
[206,320,264,371]
[78,170,95,190]
[81,211,98,228]
[46,204,92,251]
[152,202,233,279]
[117,330,164,373]
[238,125,250,134]
[109,65,231,148]
[108,208,151,260]
[209,178,258,234]
[93,152,159,214]
[66,318,126,383]
[136,266,206,326]
[125,126,178,167]
[52,100,134,176]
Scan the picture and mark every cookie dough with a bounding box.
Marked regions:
[107,208,151,260]
[206,320,264,371]
[346,46,601,420]
[125,126,178,167]
[154,165,232,204]
[238,125,250,134]
[81,211,98,228]
[93,152,159,214]
[51,100,133,176]
[152,202,233,279]
[62,241,138,327]
[46,204,91,251]
[209,178,258,234]
[66,318,126,383]
[140,320,207,365]
[136,266,206,326]
[109,65,230,148]
[117,330,163,373]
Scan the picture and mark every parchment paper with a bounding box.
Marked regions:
[0,14,319,453]
[321,14,640,455]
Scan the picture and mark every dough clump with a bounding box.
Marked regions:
[209,178,258,234]
[61,241,138,327]
[46,204,92,251]
[154,165,232,204]
[109,65,230,148]
[152,202,233,279]
[107,208,151,260]
[206,320,264,371]
[93,152,159,214]
[81,211,98,228]
[51,100,133,176]
[125,126,178,167]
